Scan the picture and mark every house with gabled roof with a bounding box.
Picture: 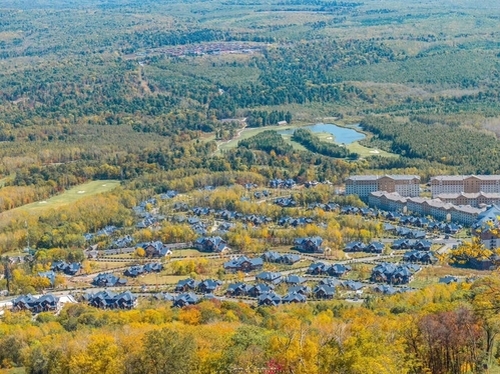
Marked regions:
[319,277,344,287]
[173,293,199,308]
[294,236,324,253]
[92,273,127,287]
[282,292,306,304]
[86,290,137,309]
[371,263,420,285]
[287,285,311,296]
[342,280,365,292]
[439,275,460,285]
[12,294,60,313]
[284,275,307,285]
[51,261,81,276]
[197,279,222,294]
[175,278,200,292]
[256,271,282,284]
[326,264,351,277]
[344,241,366,252]
[313,285,335,299]
[261,251,301,264]
[195,236,230,253]
[124,265,145,278]
[257,292,281,306]
[373,284,399,295]
[226,282,252,296]
[403,250,438,264]
[137,241,173,257]
[367,242,385,254]
[224,256,263,273]
[307,262,328,275]
[248,283,275,297]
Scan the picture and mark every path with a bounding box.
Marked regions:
[216,124,247,152]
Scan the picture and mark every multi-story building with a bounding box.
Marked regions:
[434,192,500,207]
[369,191,407,212]
[472,205,500,249]
[369,191,484,226]
[346,175,420,198]
[430,175,500,197]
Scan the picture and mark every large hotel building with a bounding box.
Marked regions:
[345,175,420,198]
[430,175,500,197]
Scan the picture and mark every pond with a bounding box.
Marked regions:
[277,123,365,144]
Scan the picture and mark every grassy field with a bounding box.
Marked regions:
[5,180,120,215]
[217,123,397,158]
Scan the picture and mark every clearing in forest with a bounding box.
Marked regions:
[5,180,120,215]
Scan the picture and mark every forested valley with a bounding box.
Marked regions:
[1,0,500,373]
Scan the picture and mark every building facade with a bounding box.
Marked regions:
[430,175,500,197]
[369,191,484,226]
[434,192,500,207]
[346,175,420,198]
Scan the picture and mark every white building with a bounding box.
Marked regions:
[346,175,420,198]
[430,175,500,198]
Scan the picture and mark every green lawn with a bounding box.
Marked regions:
[216,123,308,154]
[216,123,397,159]
[346,141,398,158]
[5,180,120,215]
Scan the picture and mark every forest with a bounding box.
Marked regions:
[1,280,500,374]
[1,0,500,372]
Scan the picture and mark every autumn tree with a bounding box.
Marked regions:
[140,327,198,374]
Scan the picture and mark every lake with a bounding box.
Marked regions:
[278,123,365,144]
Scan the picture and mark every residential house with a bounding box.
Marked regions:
[342,280,364,292]
[87,290,137,309]
[173,293,199,308]
[257,292,282,306]
[124,262,163,277]
[160,190,178,199]
[256,271,282,284]
[261,251,301,264]
[226,282,252,296]
[12,294,59,313]
[195,236,230,253]
[439,275,460,285]
[284,275,307,285]
[344,241,366,252]
[197,279,222,294]
[51,261,81,276]
[175,278,200,292]
[326,264,351,277]
[403,251,438,264]
[223,256,264,273]
[373,285,400,295]
[137,241,173,257]
[274,197,296,207]
[318,277,344,287]
[248,283,275,297]
[367,242,385,254]
[92,273,127,287]
[306,262,328,275]
[294,236,324,253]
[313,285,336,299]
[287,285,311,296]
[370,263,420,285]
[282,292,306,304]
